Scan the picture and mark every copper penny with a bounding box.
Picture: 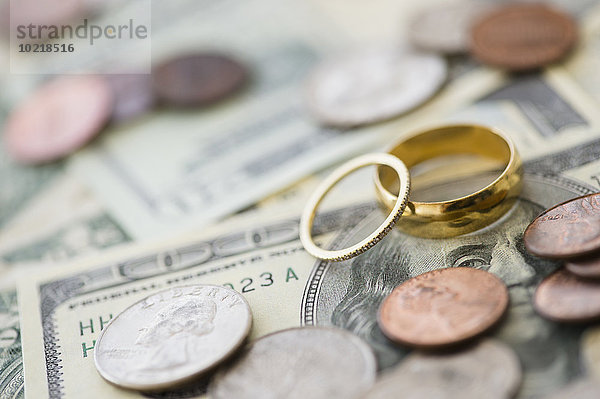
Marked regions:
[105,74,155,122]
[470,4,577,71]
[3,76,112,164]
[153,53,248,107]
[378,267,508,348]
[534,268,600,323]
[565,255,600,279]
[524,193,600,259]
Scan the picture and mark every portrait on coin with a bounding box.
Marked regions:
[307,174,590,397]
[135,296,217,371]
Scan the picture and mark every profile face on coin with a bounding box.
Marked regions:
[524,193,600,258]
[94,285,252,391]
[153,53,248,107]
[306,48,446,127]
[378,267,508,348]
[3,76,112,164]
[362,339,521,399]
[209,327,376,399]
[470,4,577,71]
[534,268,600,323]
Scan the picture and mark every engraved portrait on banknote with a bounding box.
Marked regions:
[302,172,593,399]
[0,290,24,399]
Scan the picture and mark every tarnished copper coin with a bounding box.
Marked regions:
[3,76,112,164]
[153,53,247,107]
[524,193,600,259]
[378,267,508,348]
[105,75,155,122]
[534,268,600,323]
[565,255,600,279]
[470,4,577,71]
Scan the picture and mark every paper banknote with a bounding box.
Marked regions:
[17,64,600,399]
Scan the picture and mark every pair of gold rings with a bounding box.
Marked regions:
[300,124,523,261]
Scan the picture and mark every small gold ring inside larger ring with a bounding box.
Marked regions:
[300,153,410,261]
[374,124,523,238]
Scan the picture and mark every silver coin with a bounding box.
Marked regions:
[545,379,600,399]
[306,48,447,127]
[581,326,600,380]
[409,2,495,54]
[94,285,252,391]
[362,339,521,399]
[209,327,376,399]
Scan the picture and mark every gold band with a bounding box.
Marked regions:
[300,153,410,261]
[374,124,523,238]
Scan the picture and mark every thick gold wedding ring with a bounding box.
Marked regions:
[375,124,522,238]
[300,153,410,261]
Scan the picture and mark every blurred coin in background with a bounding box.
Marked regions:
[1,0,86,41]
[565,255,600,279]
[470,4,577,71]
[153,53,248,107]
[209,327,376,399]
[3,76,112,164]
[306,48,446,127]
[524,193,600,259]
[409,2,495,54]
[105,74,155,122]
[378,267,508,348]
[94,285,252,391]
[534,268,600,323]
[361,339,521,399]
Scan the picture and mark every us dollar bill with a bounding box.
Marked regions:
[0,289,24,399]
[0,175,130,271]
[17,68,600,399]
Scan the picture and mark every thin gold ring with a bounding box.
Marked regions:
[375,124,523,238]
[300,153,410,261]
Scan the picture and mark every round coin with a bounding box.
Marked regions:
[534,268,600,323]
[545,379,600,399]
[378,267,508,348]
[153,53,248,107]
[362,339,521,399]
[105,74,156,122]
[306,48,446,127]
[209,327,376,399]
[581,326,600,380]
[524,193,600,259]
[3,76,112,164]
[94,285,252,391]
[2,0,85,40]
[565,255,600,279]
[409,2,495,54]
[470,4,577,71]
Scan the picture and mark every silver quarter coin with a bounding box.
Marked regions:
[209,327,376,399]
[409,2,495,54]
[362,339,521,399]
[306,48,447,127]
[94,285,252,391]
[546,379,600,399]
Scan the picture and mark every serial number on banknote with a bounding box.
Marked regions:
[223,267,300,293]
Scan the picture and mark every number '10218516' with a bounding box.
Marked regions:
[19,43,75,52]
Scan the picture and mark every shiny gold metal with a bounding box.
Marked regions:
[300,153,410,261]
[375,124,522,238]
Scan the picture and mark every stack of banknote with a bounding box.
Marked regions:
[3,0,600,398]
